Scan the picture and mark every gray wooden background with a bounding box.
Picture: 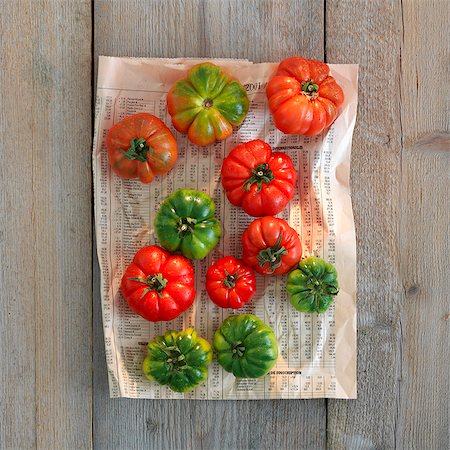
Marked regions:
[0,0,448,449]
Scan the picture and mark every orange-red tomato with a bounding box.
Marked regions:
[106,112,177,184]
[221,139,297,217]
[242,216,302,275]
[205,256,256,309]
[121,245,195,322]
[266,57,344,136]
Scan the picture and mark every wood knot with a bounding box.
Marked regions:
[405,284,420,297]
[145,418,159,433]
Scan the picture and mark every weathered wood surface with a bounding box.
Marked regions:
[0,1,93,449]
[0,0,448,449]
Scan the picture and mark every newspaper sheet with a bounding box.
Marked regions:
[93,56,358,399]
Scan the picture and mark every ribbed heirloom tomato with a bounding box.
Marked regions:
[143,328,212,392]
[286,256,339,314]
[121,245,195,322]
[167,62,249,146]
[106,112,177,183]
[242,216,302,275]
[206,256,256,309]
[154,189,222,260]
[214,314,278,378]
[221,139,297,217]
[266,57,344,136]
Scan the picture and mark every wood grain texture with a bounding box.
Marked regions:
[326,1,449,449]
[0,2,37,448]
[398,134,449,449]
[0,1,93,449]
[93,1,326,449]
[325,1,405,448]
[396,2,449,448]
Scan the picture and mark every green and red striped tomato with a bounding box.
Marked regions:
[167,63,249,146]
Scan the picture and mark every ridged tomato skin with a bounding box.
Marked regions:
[206,256,256,309]
[242,216,302,275]
[121,245,195,322]
[266,57,344,136]
[106,112,177,184]
[221,139,297,217]
[167,62,249,146]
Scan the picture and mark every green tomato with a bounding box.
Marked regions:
[154,189,222,260]
[214,314,278,378]
[143,328,213,393]
[286,256,339,314]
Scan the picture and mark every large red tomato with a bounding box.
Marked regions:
[206,256,256,309]
[242,216,302,275]
[266,57,344,136]
[121,245,195,322]
[221,139,297,217]
[106,112,177,184]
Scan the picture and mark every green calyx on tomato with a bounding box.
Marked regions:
[154,189,221,260]
[120,137,152,163]
[128,272,168,298]
[214,314,278,378]
[301,80,319,97]
[243,163,275,192]
[222,270,239,288]
[177,216,197,237]
[167,62,249,146]
[143,328,213,392]
[286,256,339,314]
[256,232,288,273]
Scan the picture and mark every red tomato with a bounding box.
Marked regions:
[121,245,195,322]
[242,216,302,275]
[221,139,297,217]
[206,256,256,309]
[106,112,177,184]
[266,57,344,136]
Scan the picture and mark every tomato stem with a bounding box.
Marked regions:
[129,273,168,298]
[256,233,288,273]
[159,342,187,370]
[202,98,214,109]
[120,137,152,163]
[231,341,246,358]
[177,217,197,236]
[223,270,240,289]
[301,80,319,99]
[243,163,274,192]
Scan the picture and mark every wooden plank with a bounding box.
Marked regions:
[93,1,326,449]
[33,1,93,447]
[326,0,449,448]
[325,1,405,448]
[0,2,37,448]
[396,0,449,448]
[398,134,449,449]
[0,1,93,449]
